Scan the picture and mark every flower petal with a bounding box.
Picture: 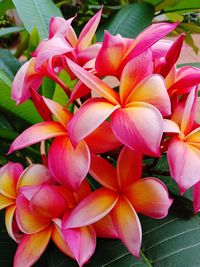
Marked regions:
[67,59,119,104]
[94,214,119,239]
[85,121,121,154]
[0,194,14,209]
[163,119,180,133]
[29,185,69,219]
[126,74,171,116]
[68,98,119,146]
[89,154,118,190]
[14,227,52,267]
[17,164,55,189]
[121,22,179,69]
[51,223,74,258]
[111,103,163,156]
[95,31,127,77]
[125,178,173,218]
[77,9,102,51]
[193,181,200,214]
[0,162,23,198]
[16,194,50,234]
[35,35,73,69]
[64,188,118,228]
[12,58,43,104]
[117,146,142,190]
[5,204,23,243]
[158,34,185,78]
[43,97,72,128]
[63,226,96,267]
[8,121,67,154]
[48,136,90,191]
[119,51,153,104]
[111,196,142,257]
[168,137,200,193]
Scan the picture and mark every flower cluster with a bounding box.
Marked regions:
[1,9,200,267]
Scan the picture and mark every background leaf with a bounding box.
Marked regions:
[0,0,14,17]
[47,205,200,267]
[96,2,155,41]
[0,27,24,37]
[12,0,63,39]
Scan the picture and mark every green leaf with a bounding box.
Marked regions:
[155,0,181,11]
[0,0,14,17]
[27,27,41,57]
[96,2,155,41]
[0,49,21,81]
[0,27,24,37]
[48,205,200,267]
[12,0,63,39]
[164,0,200,12]
[178,62,200,68]
[42,77,56,99]
[0,81,42,124]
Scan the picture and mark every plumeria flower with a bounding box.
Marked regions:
[164,87,200,194]
[64,146,173,257]
[66,56,171,156]
[95,22,178,78]
[8,96,121,190]
[8,98,90,191]
[14,184,71,267]
[0,163,54,242]
[12,10,102,105]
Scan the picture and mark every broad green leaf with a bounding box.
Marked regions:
[0,81,42,124]
[180,23,200,33]
[12,0,63,39]
[0,49,21,80]
[27,27,41,57]
[155,0,181,11]
[0,0,14,17]
[0,27,24,37]
[143,0,162,5]
[96,2,155,41]
[164,0,200,11]
[48,205,200,267]
[42,77,56,99]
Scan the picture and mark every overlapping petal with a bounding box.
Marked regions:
[67,59,120,104]
[8,121,67,154]
[117,146,142,189]
[125,178,173,218]
[119,51,153,104]
[0,162,23,198]
[111,196,142,257]
[48,136,90,190]
[63,226,96,267]
[76,9,102,51]
[64,188,118,228]
[89,154,118,190]
[126,75,171,116]
[111,102,163,156]
[14,227,52,267]
[68,98,120,146]
[168,137,200,193]
[12,58,43,104]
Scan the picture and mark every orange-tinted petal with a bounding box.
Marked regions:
[14,227,52,267]
[117,146,142,190]
[64,188,118,228]
[125,178,173,218]
[89,154,118,190]
[111,196,142,257]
